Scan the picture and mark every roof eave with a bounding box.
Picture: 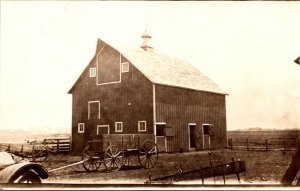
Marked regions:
[153,82,228,96]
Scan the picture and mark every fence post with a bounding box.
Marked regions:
[7,144,10,152]
[228,138,232,150]
[230,138,233,150]
[246,139,249,151]
[266,139,269,151]
[57,139,59,153]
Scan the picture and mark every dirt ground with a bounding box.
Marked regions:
[40,149,297,185]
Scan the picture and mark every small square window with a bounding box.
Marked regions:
[138,121,146,132]
[90,67,96,77]
[121,62,129,73]
[115,122,123,132]
[78,123,85,133]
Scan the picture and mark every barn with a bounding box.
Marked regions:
[68,31,228,153]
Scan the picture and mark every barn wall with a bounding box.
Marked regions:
[71,45,153,153]
[155,85,227,152]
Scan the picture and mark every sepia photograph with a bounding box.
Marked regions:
[0,1,300,189]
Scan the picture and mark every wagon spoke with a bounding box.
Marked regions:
[149,157,154,167]
[115,151,122,156]
[107,153,113,158]
[143,158,148,167]
[148,158,151,168]
[149,147,156,153]
[116,157,122,164]
[141,156,147,165]
[140,155,146,160]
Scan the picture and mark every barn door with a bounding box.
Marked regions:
[202,124,212,149]
[156,124,166,152]
[189,124,196,150]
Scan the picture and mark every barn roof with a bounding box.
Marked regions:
[69,38,227,95]
[118,47,227,95]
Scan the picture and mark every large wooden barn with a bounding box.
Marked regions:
[68,32,227,153]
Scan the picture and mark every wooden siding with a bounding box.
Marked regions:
[97,45,121,84]
[71,45,154,153]
[155,85,227,152]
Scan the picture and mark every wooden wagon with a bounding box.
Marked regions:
[81,134,159,172]
[3,144,48,162]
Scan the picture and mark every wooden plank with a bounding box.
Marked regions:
[152,160,246,182]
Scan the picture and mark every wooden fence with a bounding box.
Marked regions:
[0,137,71,155]
[42,137,71,153]
[228,138,300,151]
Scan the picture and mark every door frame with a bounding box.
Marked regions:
[188,123,196,150]
[97,125,110,135]
[155,122,167,152]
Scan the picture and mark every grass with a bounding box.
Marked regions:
[39,149,296,185]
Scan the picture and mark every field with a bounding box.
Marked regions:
[1,130,299,186]
[227,130,300,151]
[39,149,297,185]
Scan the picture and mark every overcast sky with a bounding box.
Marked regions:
[1,1,300,133]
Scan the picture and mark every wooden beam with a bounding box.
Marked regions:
[151,160,246,182]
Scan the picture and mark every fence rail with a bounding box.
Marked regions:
[42,138,71,153]
[0,137,71,154]
[228,138,300,151]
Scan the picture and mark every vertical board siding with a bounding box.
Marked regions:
[71,45,154,153]
[155,85,227,152]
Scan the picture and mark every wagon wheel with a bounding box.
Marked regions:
[138,140,159,169]
[32,145,49,162]
[104,145,124,171]
[82,146,102,172]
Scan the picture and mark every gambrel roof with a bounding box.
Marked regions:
[69,38,227,95]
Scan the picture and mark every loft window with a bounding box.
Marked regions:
[90,67,96,77]
[78,123,85,133]
[121,62,129,73]
[115,122,123,132]
[138,121,146,132]
[88,101,100,119]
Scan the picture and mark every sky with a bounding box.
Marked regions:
[1,1,300,134]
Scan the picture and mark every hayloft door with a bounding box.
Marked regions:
[155,123,166,152]
[189,124,196,150]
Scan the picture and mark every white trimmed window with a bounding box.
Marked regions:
[138,121,146,132]
[89,67,96,77]
[115,122,123,132]
[78,123,85,133]
[121,62,129,73]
